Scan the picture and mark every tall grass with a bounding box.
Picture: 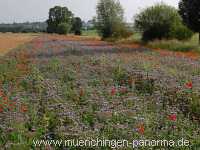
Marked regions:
[147,39,199,52]
[82,30,98,37]
[132,33,200,52]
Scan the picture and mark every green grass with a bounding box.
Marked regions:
[132,33,200,52]
[82,29,99,37]
[132,32,142,43]
[147,39,199,52]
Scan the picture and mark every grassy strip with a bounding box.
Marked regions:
[147,39,199,52]
[82,29,98,37]
[129,33,200,52]
[148,34,200,52]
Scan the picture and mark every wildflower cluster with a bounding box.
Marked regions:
[0,89,28,113]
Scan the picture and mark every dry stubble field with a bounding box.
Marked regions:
[0,33,38,56]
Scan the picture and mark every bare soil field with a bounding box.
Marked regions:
[0,33,38,56]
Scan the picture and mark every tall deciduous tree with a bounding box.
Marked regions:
[71,17,82,35]
[179,0,200,44]
[96,0,129,39]
[47,6,73,34]
[134,3,193,41]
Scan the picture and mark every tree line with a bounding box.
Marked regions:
[46,0,200,44]
[0,0,199,44]
[0,22,47,33]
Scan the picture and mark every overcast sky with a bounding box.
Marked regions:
[0,0,179,23]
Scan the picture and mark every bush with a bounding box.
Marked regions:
[142,25,169,42]
[112,23,133,39]
[56,23,70,35]
[170,24,194,41]
[135,3,193,41]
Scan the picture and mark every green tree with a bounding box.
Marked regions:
[57,23,71,34]
[96,0,130,39]
[179,0,200,44]
[135,3,193,41]
[47,6,73,34]
[71,17,82,35]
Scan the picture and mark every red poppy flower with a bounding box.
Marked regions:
[3,100,8,105]
[185,82,192,89]
[137,124,145,135]
[3,96,8,101]
[0,90,3,97]
[20,104,28,113]
[0,105,3,113]
[111,87,116,96]
[9,102,16,110]
[168,114,177,121]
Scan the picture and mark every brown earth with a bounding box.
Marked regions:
[0,33,38,56]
